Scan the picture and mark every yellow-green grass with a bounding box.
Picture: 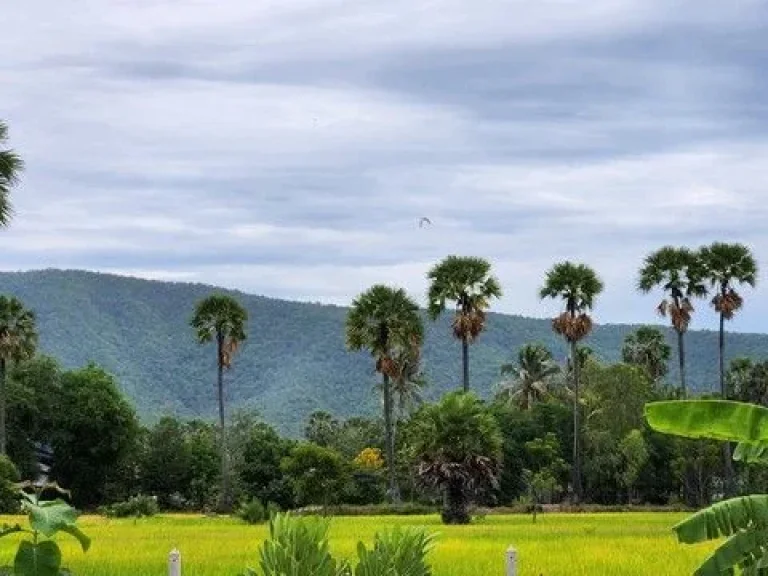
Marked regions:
[0,513,714,575]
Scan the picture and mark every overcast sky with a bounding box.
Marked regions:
[2,0,768,332]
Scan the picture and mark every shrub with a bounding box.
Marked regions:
[237,498,267,524]
[355,526,435,576]
[102,494,159,518]
[0,455,19,514]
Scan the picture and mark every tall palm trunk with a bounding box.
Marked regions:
[216,333,231,512]
[570,339,583,503]
[719,309,734,496]
[461,336,469,393]
[0,358,6,455]
[383,373,400,503]
[677,330,687,398]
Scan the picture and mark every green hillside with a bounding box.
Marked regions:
[0,269,766,435]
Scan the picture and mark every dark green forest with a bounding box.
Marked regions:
[0,269,766,435]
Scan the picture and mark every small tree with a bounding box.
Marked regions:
[412,392,502,524]
[617,429,649,504]
[281,443,348,509]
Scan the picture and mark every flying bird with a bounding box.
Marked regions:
[418,217,432,228]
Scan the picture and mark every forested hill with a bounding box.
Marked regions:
[0,269,766,435]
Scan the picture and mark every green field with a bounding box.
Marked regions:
[0,513,714,575]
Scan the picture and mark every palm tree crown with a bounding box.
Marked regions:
[621,326,671,382]
[0,121,24,227]
[0,296,37,363]
[637,246,707,332]
[499,343,560,410]
[191,294,248,367]
[539,262,603,342]
[699,242,758,320]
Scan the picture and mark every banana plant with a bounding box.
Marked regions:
[0,482,90,576]
[645,399,768,575]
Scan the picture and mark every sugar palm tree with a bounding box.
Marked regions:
[621,326,671,383]
[427,256,502,392]
[413,391,502,524]
[700,241,758,496]
[0,296,37,454]
[539,261,603,503]
[0,121,24,227]
[190,293,248,511]
[346,284,424,503]
[637,246,707,397]
[498,343,560,410]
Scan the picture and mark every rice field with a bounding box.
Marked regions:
[0,513,714,575]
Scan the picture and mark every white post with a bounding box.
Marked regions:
[506,547,517,576]
[169,548,181,576]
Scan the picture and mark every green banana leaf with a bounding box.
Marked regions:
[644,400,768,442]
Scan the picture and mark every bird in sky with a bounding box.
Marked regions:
[418,217,432,228]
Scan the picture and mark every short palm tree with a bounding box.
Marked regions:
[700,241,758,497]
[389,343,428,420]
[498,343,560,410]
[427,256,502,392]
[346,284,424,503]
[0,296,37,454]
[539,261,603,503]
[190,293,248,511]
[637,246,707,396]
[412,391,502,524]
[0,121,24,227]
[621,326,671,383]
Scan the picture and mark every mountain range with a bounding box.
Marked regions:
[0,269,766,436]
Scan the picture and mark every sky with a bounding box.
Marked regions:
[2,0,768,332]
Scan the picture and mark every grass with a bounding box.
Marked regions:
[0,512,713,575]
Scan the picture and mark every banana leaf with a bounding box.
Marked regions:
[644,400,768,443]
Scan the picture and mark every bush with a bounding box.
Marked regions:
[102,494,159,518]
[0,455,19,514]
[356,526,435,576]
[237,499,266,524]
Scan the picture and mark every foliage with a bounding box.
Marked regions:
[237,498,268,525]
[0,455,19,513]
[281,443,349,508]
[622,327,671,382]
[617,430,649,503]
[498,343,560,410]
[699,242,758,322]
[355,448,384,471]
[355,526,435,576]
[0,120,23,227]
[0,482,90,576]
[411,392,502,524]
[101,494,158,518]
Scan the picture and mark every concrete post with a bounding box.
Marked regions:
[506,547,517,576]
[169,548,181,576]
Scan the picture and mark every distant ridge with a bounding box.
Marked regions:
[0,269,766,436]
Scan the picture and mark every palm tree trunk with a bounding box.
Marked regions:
[719,311,735,497]
[0,358,6,455]
[383,373,400,503]
[462,336,469,392]
[571,340,583,503]
[216,334,231,512]
[677,330,687,398]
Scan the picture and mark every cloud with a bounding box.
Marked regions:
[1,0,768,332]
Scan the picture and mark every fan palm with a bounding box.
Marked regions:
[621,326,671,383]
[0,296,37,454]
[700,242,758,496]
[638,246,707,396]
[498,343,560,410]
[427,256,502,392]
[389,343,428,420]
[539,261,603,503]
[190,293,248,511]
[0,121,23,227]
[346,284,424,503]
[412,391,502,524]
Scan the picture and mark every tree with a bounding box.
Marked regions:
[50,364,139,507]
[346,284,423,504]
[499,343,560,411]
[700,242,758,497]
[0,120,24,227]
[0,296,37,455]
[427,255,502,392]
[617,429,649,504]
[621,326,671,383]
[389,344,428,420]
[281,443,348,508]
[412,392,502,524]
[726,358,768,405]
[304,411,341,448]
[190,293,248,511]
[637,246,707,396]
[539,261,603,503]
[140,417,192,509]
